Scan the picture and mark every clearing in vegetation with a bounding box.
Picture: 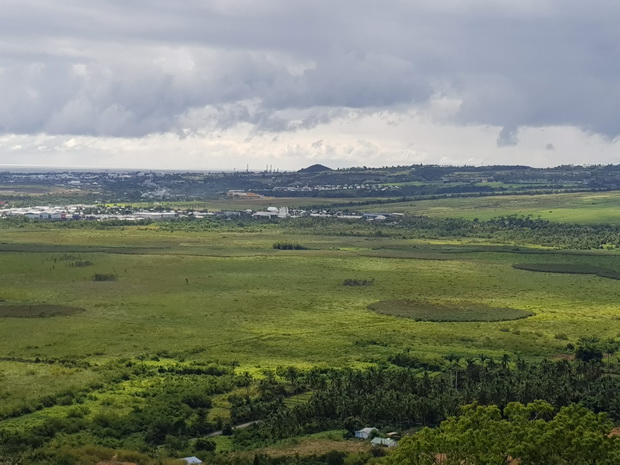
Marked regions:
[368,299,534,322]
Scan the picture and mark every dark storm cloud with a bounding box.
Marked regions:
[1,0,620,141]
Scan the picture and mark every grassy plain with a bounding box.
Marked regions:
[2,215,620,428]
[360,190,620,224]
[132,189,620,225]
[0,226,619,366]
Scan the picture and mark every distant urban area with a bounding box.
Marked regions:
[5,163,620,224]
[2,163,620,209]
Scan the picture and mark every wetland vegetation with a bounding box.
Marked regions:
[3,168,620,463]
[367,300,533,322]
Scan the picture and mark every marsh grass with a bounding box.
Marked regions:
[0,305,84,318]
[0,226,619,370]
[513,263,620,280]
[368,300,533,322]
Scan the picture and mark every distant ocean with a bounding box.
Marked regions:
[0,165,234,173]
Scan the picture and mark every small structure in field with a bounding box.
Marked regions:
[371,437,398,448]
[180,457,203,465]
[355,427,377,439]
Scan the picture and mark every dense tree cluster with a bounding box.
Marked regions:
[233,357,620,446]
[0,361,238,463]
[285,214,620,249]
[4,356,620,464]
[387,401,620,465]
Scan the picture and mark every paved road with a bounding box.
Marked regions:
[205,420,261,438]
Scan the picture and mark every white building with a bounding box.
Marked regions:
[355,427,377,439]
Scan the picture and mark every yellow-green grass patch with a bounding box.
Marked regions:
[359,190,620,225]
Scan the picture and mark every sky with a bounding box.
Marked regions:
[1,0,620,171]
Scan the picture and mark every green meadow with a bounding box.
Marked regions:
[1,225,620,369]
[2,189,620,464]
[361,190,620,224]
[2,199,620,434]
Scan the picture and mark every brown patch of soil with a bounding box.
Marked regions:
[228,438,370,461]
[260,439,370,458]
[97,462,137,465]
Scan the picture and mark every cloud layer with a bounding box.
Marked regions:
[1,0,619,168]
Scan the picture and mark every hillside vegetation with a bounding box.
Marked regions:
[3,187,620,463]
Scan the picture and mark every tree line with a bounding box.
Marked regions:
[232,356,620,446]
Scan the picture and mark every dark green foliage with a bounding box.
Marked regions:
[387,351,443,370]
[324,450,345,465]
[387,402,620,465]
[575,337,605,362]
[0,305,84,318]
[194,438,216,451]
[342,278,374,286]
[233,357,620,446]
[368,299,533,322]
[6,356,620,464]
[283,214,620,249]
[513,263,620,279]
[91,273,118,281]
[273,242,309,250]
[0,362,236,462]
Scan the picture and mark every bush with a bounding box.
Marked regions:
[92,273,118,282]
[70,260,94,267]
[343,278,374,286]
[194,438,216,451]
[575,339,604,362]
[273,242,308,250]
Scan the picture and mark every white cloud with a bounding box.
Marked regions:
[1,0,620,168]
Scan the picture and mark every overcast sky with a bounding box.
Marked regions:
[1,0,619,170]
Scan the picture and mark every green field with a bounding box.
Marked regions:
[0,226,619,369]
[3,198,620,462]
[360,191,620,224]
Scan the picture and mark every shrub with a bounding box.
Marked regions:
[194,438,216,451]
[273,242,308,250]
[70,260,94,267]
[575,339,604,362]
[343,278,375,286]
[92,273,118,282]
